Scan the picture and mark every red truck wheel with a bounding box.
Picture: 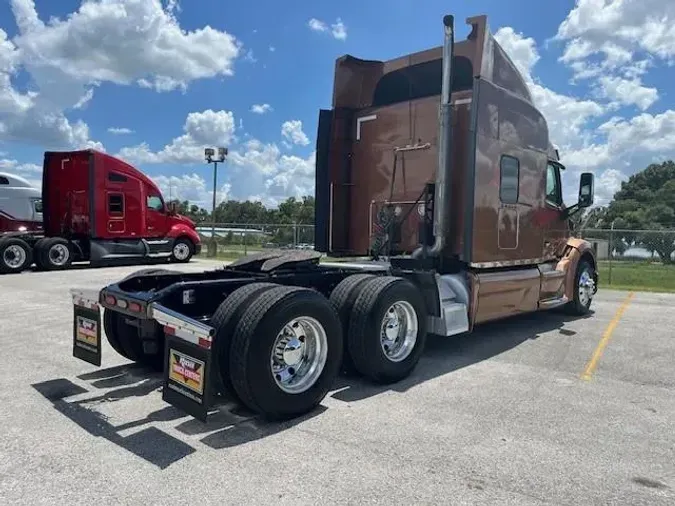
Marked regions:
[36,237,73,270]
[170,237,194,263]
[0,237,33,274]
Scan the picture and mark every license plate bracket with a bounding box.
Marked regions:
[73,304,102,366]
[162,334,213,422]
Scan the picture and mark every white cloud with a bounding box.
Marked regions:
[308,18,327,32]
[494,27,605,148]
[594,168,626,206]
[556,0,675,71]
[151,173,231,209]
[0,0,242,151]
[595,76,658,110]
[228,140,316,206]
[72,88,94,110]
[308,17,347,40]
[108,127,134,135]
[117,109,316,208]
[281,120,310,146]
[331,18,347,40]
[0,28,35,117]
[243,49,257,63]
[269,46,276,52]
[11,0,240,93]
[0,157,43,188]
[250,103,272,114]
[118,109,236,164]
[0,158,41,174]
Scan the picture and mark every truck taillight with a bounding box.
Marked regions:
[104,295,116,305]
[128,302,142,312]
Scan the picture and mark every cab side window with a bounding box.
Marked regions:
[546,163,563,207]
[147,195,164,212]
[108,194,124,215]
[500,155,520,204]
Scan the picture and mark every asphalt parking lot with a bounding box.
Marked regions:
[0,259,674,505]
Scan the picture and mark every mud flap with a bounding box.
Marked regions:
[162,334,213,422]
[72,303,102,367]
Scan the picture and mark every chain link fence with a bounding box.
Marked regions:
[577,228,675,291]
[195,223,316,258]
[193,223,675,291]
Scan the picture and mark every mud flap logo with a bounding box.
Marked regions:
[168,350,204,395]
[75,316,98,351]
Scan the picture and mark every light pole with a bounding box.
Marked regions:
[205,147,228,257]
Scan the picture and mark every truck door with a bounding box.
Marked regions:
[104,169,143,238]
[542,161,568,259]
[144,188,168,238]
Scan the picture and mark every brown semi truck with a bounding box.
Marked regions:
[69,14,598,423]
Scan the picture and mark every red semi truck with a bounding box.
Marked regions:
[0,149,201,274]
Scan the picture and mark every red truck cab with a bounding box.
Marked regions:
[41,149,201,266]
[0,149,201,274]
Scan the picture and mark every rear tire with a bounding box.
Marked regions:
[32,238,49,270]
[36,237,73,270]
[103,309,131,359]
[347,276,428,383]
[210,282,278,397]
[102,309,163,370]
[229,286,343,420]
[0,237,33,274]
[170,237,194,263]
[328,273,377,374]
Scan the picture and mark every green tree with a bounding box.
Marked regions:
[603,161,675,264]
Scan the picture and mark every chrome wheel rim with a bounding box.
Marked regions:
[173,243,190,260]
[49,244,69,266]
[380,301,418,362]
[270,316,328,394]
[579,269,595,306]
[3,245,26,269]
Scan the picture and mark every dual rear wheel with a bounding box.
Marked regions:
[0,236,73,273]
[211,274,427,420]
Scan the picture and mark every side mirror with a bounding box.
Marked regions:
[578,172,594,208]
[167,202,178,215]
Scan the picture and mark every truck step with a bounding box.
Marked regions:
[539,295,569,309]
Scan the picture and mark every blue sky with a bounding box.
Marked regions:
[1,0,675,208]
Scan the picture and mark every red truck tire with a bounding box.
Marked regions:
[0,236,33,274]
[170,237,195,263]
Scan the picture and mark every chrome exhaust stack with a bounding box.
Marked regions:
[414,14,455,259]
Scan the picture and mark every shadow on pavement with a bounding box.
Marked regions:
[32,308,591,468]
[32,365,324,468]
[32,376,194,469]
[330,308,593,403]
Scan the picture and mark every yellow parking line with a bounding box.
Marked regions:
[580,292,634,381]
